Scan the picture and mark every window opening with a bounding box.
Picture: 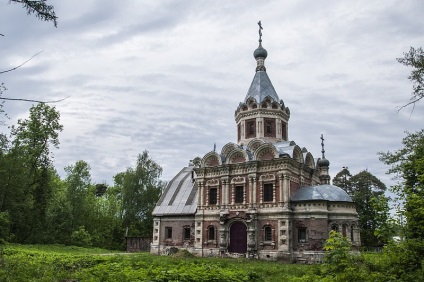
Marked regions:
[208,226,215,240]
[183,227,191,240]
[235,186,244,203]
[209,187,217,205]
[298,228,306,243]
[263,183,273,202]
[264,226,272,241]
[165,227,172,239]
[331,224,339,232]
[342,224,347,237]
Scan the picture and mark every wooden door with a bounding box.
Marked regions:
[228,221,247,253]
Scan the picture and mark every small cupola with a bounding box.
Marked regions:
[318,134,331,185]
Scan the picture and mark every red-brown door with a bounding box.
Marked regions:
[228,221,247,253]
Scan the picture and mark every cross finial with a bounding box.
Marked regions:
[320,134,326,159]
[258,21,263,42]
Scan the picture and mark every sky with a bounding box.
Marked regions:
[0,0,423,188]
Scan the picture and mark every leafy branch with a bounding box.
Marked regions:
[9,0,58,27]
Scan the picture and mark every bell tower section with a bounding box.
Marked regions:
[235,22,290,146]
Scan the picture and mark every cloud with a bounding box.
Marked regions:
[1,0,423,189]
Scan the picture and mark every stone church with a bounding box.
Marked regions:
[151,25,360,262]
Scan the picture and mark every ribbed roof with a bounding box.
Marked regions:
[152,167,197,216]
[291,185,353,202]
[244,71,279,103]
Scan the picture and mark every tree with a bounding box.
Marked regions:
[1,103,62,242]
[350,170,388,248]
[332,167,353,195]
[64,160,92,233]
[334,168,390,247]
[9,0,57,27]
[397,47,424,109]
[379,130,424,240]
[114,151,166,237]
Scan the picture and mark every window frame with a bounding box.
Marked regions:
[263,183,273,202]
[264,118,276,137]
[209,187,218,205]
[165,227,172,239]
[234,186,244,204]
[183,227,191,241]
[245,119,256,138]
[298,228,307,243]
[208,225,215,241]
[264,226,272,241]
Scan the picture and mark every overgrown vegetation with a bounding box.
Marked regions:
[0,244,318,282]
[0,101,165,249]
[2,242,424,281]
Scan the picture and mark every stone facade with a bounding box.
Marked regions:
[151,31,360,262]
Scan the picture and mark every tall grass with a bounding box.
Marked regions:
[0,244,317,281]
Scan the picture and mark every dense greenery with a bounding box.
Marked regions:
[379,130,424,241]
[332,169,392,247]
[0,103,164,249]
[0,244,318,282]
[2,242,424,281]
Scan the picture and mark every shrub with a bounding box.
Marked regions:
[71,226,92,247]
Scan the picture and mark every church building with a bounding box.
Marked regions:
[151,24,360,262]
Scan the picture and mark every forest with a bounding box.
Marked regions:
[0,93,166,249]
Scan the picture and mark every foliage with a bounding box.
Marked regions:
[379,130,424,240]
[114,150,166,237]
[0,244,318,281]
[332,167,353,195]
[370,194,395,243]
[64,160,92,232]
[9,0,58,27]
[397,47,424,108]
[322,230,354,276]
[333,168,390,247]
[0,104,62,243]
[71,226,92,247]
[0,212,10,243]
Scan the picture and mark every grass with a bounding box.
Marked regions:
[0,244,318,281]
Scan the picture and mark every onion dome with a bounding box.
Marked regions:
[254,43,268,59]
[318,158,330,167]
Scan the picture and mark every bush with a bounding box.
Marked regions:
[71,226,92,247]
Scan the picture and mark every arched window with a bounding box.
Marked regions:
[331,224,339,233]
[342,224,347,237]
[208,226,215,241]
[351,225,354,242]
[246,119,256,138]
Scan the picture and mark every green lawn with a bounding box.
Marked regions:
[0,244,318,281]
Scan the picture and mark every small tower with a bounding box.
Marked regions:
[318,134,331,185]
[235,21,290,145]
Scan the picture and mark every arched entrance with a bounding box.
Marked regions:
[228,221,247,253]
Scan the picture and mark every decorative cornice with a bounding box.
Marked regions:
[235,109,289,123]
